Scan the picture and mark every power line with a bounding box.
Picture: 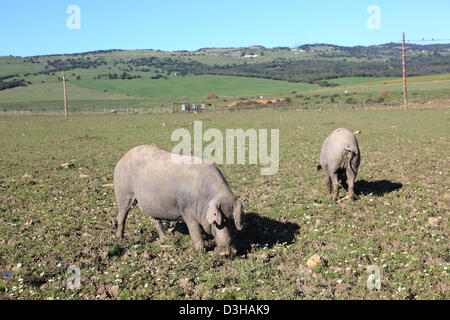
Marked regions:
[406,38,450,42]
[387,37,450,43]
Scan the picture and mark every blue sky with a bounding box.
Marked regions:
[1,0,449,56]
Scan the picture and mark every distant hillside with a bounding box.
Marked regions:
[1,43,449,91]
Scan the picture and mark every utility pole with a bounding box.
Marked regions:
[402,32,408,109]
[62,70,68,118]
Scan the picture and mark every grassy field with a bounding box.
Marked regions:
[327,74,450,86]
[1,73,450,113]
[0,74,320,111]
[74,75,319,99]
[0,103,448,300]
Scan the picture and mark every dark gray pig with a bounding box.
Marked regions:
[318,128,361,201]
[113,145,244,255]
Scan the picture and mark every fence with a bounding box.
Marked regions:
[0,97,447,116]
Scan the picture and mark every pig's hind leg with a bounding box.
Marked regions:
[116,194,135,239]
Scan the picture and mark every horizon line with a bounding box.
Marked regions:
[3,41,450,58]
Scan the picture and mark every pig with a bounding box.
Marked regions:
[317,128,361,201]
[113,145,244,255]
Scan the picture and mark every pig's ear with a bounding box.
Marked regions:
[233,199,243,231]
[206,201,222,226]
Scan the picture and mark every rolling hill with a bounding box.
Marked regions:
[0,43,449,111]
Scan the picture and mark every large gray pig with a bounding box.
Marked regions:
[317,128,361,201]
[113,145,244,255]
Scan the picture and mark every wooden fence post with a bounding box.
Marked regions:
[62,70,68,118]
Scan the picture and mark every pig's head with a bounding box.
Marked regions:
[206,198,244,255]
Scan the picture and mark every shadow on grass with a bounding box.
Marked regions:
[355,179,403,197]
[123,215,299,256]
[107,244,126,258]
[233,212,300,255]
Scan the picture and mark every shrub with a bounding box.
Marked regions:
[206,93,219,99]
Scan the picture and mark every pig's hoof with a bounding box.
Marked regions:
[193,241,205,251]
[155,237,169,246]
[215,247,232,257]
[337,195,349,203]
[115,232,124,240]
